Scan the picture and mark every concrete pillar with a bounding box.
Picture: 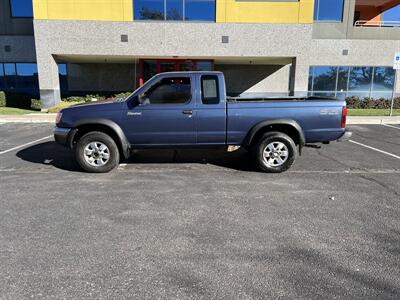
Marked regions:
[37,54,61,109]
[290,57,310,97]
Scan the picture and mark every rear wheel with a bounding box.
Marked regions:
[252,132,297,173]
[75,131,120,173]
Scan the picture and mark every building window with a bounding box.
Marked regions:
[185,0,215,21]
[134,0,215,21]
[16,63,38,94]
[4,63,17,90]
[308,66,395,100]
[0,64,4,90]
[10,0,33,18]
[348,67,372,98]
[372,67,395,99]
[314,0,344,22]
[58,64,68,93]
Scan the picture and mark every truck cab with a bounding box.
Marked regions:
[121,72,227,146]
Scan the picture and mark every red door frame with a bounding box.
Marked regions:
[139,59,214,86]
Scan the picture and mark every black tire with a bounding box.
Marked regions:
[252,132,297,173]
[75,131,120,173]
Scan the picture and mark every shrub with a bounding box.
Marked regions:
[30,99,41,110]
[62,94,107,103]
[48,101,84,113]
[113,92,132,99]
[0,91,5,107]
[345,96,397,109]
[394,97,400,109]
[345,96,361,109]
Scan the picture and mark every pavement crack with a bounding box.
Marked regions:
[315,149,362,171]
[358,174,400,198]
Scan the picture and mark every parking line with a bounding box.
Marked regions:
[349,140,400,160]
[0,135,52,155]
[382,124,400,130]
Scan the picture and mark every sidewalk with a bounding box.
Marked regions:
[0,113,56,123]
[0,113,400,125]
[347,116,400,125]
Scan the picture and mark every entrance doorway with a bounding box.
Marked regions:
[139,59,214,85]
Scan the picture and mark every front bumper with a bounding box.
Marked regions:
[337,130,352,142]
[54,126,72,146]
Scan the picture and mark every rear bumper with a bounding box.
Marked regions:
[54,126,72,146]
[337,130,352,142]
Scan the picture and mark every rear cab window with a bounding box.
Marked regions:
[201,75,220,105]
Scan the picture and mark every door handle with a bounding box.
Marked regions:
[182,110,193,115]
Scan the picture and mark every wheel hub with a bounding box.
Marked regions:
[83,141,110,167]
[262,141,289,167]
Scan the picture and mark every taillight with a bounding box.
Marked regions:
[55,112,63,124]
[341,106,347,128]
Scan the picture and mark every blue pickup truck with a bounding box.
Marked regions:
[54,71,351,173]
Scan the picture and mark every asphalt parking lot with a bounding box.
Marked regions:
[1,123,400,299]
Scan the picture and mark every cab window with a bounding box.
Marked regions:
[141,77,191,104]
[201,75,219,104]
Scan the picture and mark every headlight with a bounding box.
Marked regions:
[55,112,63,124]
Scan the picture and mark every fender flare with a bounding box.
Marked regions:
[245,119,305,150]
[70,119,131,159]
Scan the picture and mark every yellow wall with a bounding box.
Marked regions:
[33,0,133,21]
[33,0,313,24]
[216,0,314,24]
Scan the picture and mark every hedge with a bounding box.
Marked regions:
[346,96,400,109]
[30,99,41,110]
[0,92,5,107]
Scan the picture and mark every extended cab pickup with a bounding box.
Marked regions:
[54,71,351,173]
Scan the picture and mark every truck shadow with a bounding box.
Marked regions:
[16,141,256,172]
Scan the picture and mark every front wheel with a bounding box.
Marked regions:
[252,132,297,173]
[75,131,120,173]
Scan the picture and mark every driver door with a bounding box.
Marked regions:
[123,75,196,146]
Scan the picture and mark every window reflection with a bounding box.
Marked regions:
[16,63,38,92]
[134,0,215,21]
[4,64,17,89]
[314,0,344,22]
[308,65,395,99]
[135,0,165,20]
[166,0,183,20]
[0,62,68,96]
[58,64,68,93]
[349,67,372,91]
[373,67,395,92]
[337,67,349,92]
[10,0,33,17]
[0,64,4,90]
[312,66,338,91]
[185,0,215,21]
